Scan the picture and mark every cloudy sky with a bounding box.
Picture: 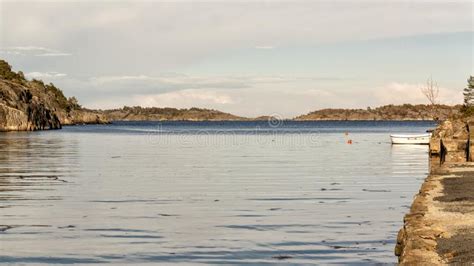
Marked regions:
[0,1,472,117]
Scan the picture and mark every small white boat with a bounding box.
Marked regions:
[390,133,431,145]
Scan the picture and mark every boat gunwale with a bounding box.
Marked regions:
[390,134,432,138]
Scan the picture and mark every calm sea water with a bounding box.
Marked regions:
[0,121,435,265]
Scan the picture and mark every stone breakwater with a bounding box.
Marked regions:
[395,120,474,264]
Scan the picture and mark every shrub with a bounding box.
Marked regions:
[462,76,474,117]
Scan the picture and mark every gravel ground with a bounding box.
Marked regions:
[436,169,474,263]
[396,163,474,264]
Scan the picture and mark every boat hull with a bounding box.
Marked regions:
[390,134,431,145]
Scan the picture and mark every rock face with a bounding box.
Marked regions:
[0,102,30,131]
[0,60,108,131]
[57,109,109,125]
[430,120,469,163]
[0,80,61,131]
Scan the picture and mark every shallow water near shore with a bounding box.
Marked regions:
[0,121,435,264]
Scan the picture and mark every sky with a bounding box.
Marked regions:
[0,0,473,118]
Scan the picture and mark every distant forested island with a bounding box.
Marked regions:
[103,106,244,121]
[294,104,460,121]
[102,104,460,122]
[0,59,462,131]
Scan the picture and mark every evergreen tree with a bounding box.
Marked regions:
[463,76,474,107]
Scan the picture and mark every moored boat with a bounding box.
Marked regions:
[390,133,431,145]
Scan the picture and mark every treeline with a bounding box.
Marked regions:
[103,106,244,121]
[295,104,461,121]
[0,60,80,112]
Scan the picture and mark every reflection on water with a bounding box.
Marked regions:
[0,134,77,204]
[0,121,433,264]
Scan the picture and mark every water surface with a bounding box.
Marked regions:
[0,121,435,264]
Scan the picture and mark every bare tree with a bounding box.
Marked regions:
[421,77,439,105]
[420,77,440,120]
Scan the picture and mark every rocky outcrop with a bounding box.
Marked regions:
[430,120,469,163]
[57,109,109,125]
[0,79,61,131]
[0,103,29,131]
[0,60,108,131]
[27,102,62,130]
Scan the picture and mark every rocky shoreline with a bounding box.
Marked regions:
[395,120,474,264]
[0,60,108,132]
[0,79,109,132]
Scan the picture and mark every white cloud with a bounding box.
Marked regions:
[91,74,337,88]
[76,74,347,117]
[57,72,466,118]
[118,85,351,118]
[255,46,274,49]
[35,52,72,57]
[0,46,72,57]
[136,89,235,107]
[89,74,306,94]
[66,75,466,118]
[375,82,463,106]
[25,71,67,79]
[0,50,23,55]
[89,74,249,93]
[6,46,50,51]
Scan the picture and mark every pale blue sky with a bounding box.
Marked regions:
[0,1,472,117]
[188,32,472,82]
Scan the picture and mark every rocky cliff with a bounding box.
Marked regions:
[0,60,108,131]
[295,104,460,121]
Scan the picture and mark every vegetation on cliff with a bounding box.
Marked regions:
[0,59,107,131]
[295,104,461,121]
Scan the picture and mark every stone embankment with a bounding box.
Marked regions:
[395,120,474,264]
